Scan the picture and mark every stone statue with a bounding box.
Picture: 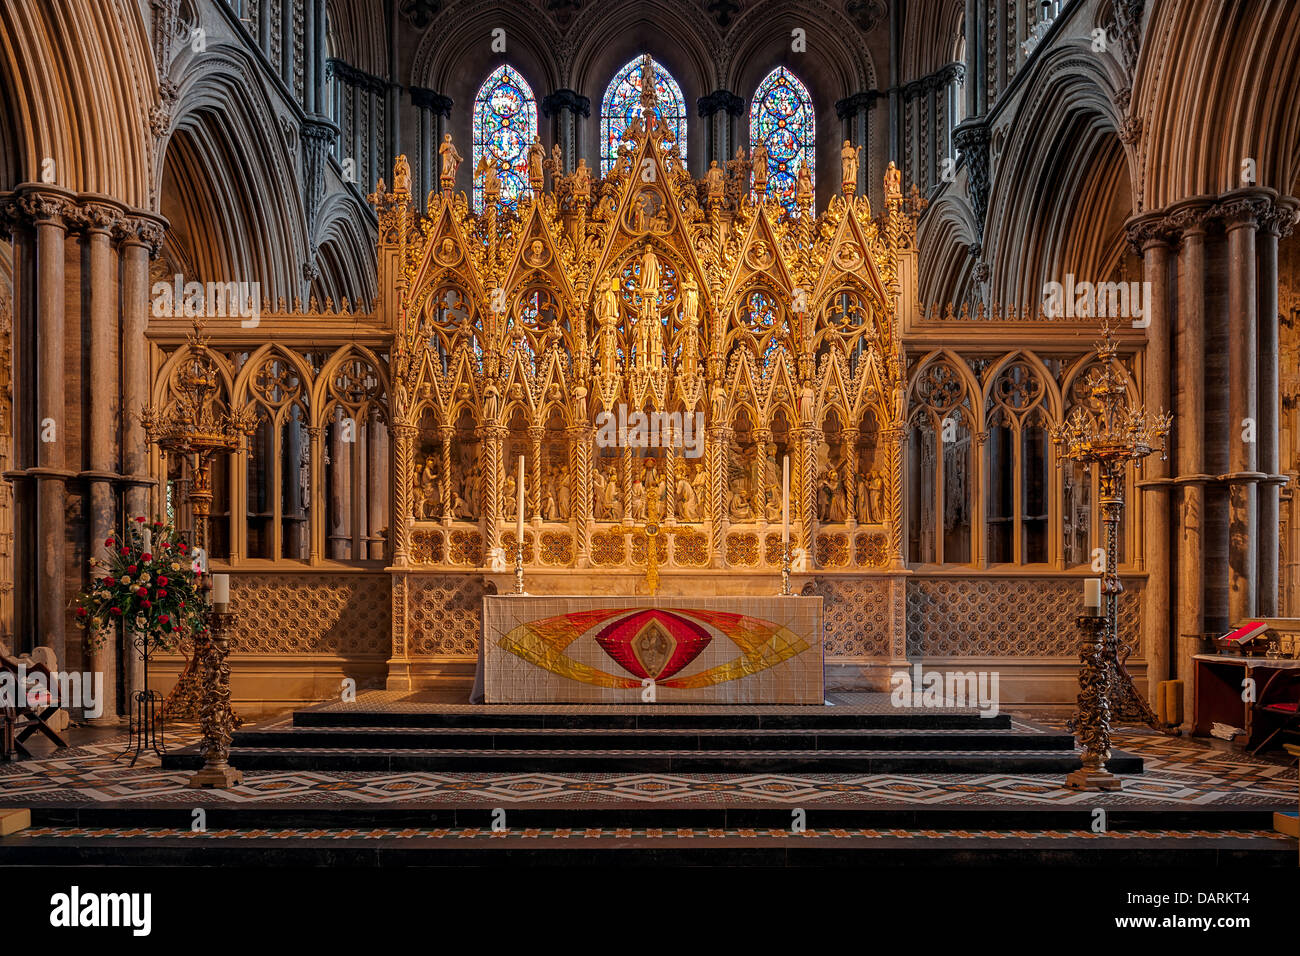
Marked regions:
[796,162,813,206]
[527,136,545,188]
[629,474,647,521]
[571,158,591,201]
[477,153,500,203]
[439,134,463,189]
[502,472,516,518]
[556,465,572,520]
[418,456,439,519]
[592,467,607,519]
[841,139,862,186]
[678,275,702,378]
[868,470,885,524]
[692,462,709,519]
[705,160,725,202]
[728,479,753,521]
[751,143,769,191]
[596,277,621,378]
[394,154,411,195]
[676,460,699,521]
[603,463,621,520]
[884,160,902,199]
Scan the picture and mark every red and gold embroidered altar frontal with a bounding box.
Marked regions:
[482,595,824,703]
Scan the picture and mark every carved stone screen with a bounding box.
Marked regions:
[482,595,824,703]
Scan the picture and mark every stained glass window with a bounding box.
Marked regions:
[472,65,537,212]
[749,67,814,216]
[600,56,687,176]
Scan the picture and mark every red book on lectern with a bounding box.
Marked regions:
[1221,621,1269,645]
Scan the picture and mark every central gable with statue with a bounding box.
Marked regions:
[369,76,926,691]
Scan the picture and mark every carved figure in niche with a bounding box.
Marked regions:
[600,462,622,520]
[438,237,459,264]
[653,111,676,146]
[857,472,873,524]
[394,155,411,195]
[592,467,607,518]
[651,199,671,232]
[483,383,499,422]
[567,158,591,202]
[705,160,725,202]
[829,469,849,522]
[632,194,650,231]
[528,136,545,187]
[439,134,463,188]
[678,275,702,378]
[572,385,588,422]
[525,238,547,266]
[751,143,769,191]
[796,162,813,205]
[452,488,472,520]
[543,468,558,520]
[884,160,902,199]
[477,153,501,203]
[556,464,571,519]
[840,140,862,185]
[817,468,836,521]
[502,471,516,518]
[692,462,709,518]
[726,147,750,205]
[676,459,699,521]
[728,478,753,521]
[629,472,647,521]
[711,384,728,420]
[596,278,621,377]
[418,457,439,519]
[868,470,885,524]
[749,240,774,269]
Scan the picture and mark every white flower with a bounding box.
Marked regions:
[140,573,151,583]
[170,562,180,571]
[121,576,132,585]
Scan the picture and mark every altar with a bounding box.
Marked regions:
[478,594,824,704]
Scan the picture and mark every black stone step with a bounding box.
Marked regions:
[25,803,1279,833]
[292,708,1012,731]
[1,830,1289,868]
[230,725,1077,753]
[162,745,1144,774]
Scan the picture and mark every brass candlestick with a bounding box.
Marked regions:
[781,542,792,596]
[1066,612,1119,791]
[514,541,525,594]
[187,609,243,789]
[1053,320,1174,775]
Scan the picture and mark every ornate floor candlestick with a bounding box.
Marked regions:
[140,320,257,719]
[1053,322,1172,789]
[188,601,243,789]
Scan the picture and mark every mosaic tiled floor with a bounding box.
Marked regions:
[2,724,1295,809]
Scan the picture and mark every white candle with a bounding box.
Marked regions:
[143,528,152,554]
[516,455,525,546]
[781,455,790,546]
[1084,578,1102,614]
[212,573,230,608]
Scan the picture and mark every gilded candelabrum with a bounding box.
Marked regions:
[1052,321,1172,790]
[188,609,243,789]
[140,320,257,720]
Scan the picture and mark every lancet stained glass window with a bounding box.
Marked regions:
[600,56,687,176]
[472,65,537,212]
[749,67,814,216]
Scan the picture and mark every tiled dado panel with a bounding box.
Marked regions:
[227,573,391,656]
[802,576,895,658]
[402,574,486,656]
[905,576,1143,658]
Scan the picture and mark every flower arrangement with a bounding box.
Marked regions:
[74,516,209,652]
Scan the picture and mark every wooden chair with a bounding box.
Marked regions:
[0,654,69,756]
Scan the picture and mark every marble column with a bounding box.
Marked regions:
[1173,204,1209,726]
[541,90,590,176]
[77,202,122,721]
[697,91,743,169]
[116,215,163,708]
[1223,194,1262,623]
[21,191,71,666]
[1257,202,1293,616]
[1130,218,1174,692]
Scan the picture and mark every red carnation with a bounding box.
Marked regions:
[158,576,169,586]
[120,548,129,556]
[171,625,179,632]
[159,614,170,624]
[157,589,167,598]
[142,553,152,562]
[154,520,162,527]
[76,606,87,617]
[142,600,152,609]
[110,607,121,616]
[103,576,115,586]
[137,587,148,597]
[105,538,115,547]
[135,516,146,523]
[127,565,138,574]
[179,543,188,553]
[179,601,186,608]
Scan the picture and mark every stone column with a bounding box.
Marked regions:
[20,191,71,666]
[329,408,351,558]
[438,424,454,520]
[697,91,743,169]
[541,90,590,176]
[411,88,453,209]
[570,423,592,565]
[482,423,502,554]
[307,425,324,564]
[75,202,123,721]
[390,423,415,565]
[1257,202,1293,616]
[1223,194,1262,623]
[1129,217,1174,692]
[1173,204,1210,726]
[528,425,544,523]
[116,215,163,707]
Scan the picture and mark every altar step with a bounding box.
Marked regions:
[159,705,1144,775]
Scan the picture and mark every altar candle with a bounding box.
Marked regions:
[516,455,525,546]
[782,455,790,546]
[1084,578,1102,615]
[212,573,230,610]
[143,528,152,554]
